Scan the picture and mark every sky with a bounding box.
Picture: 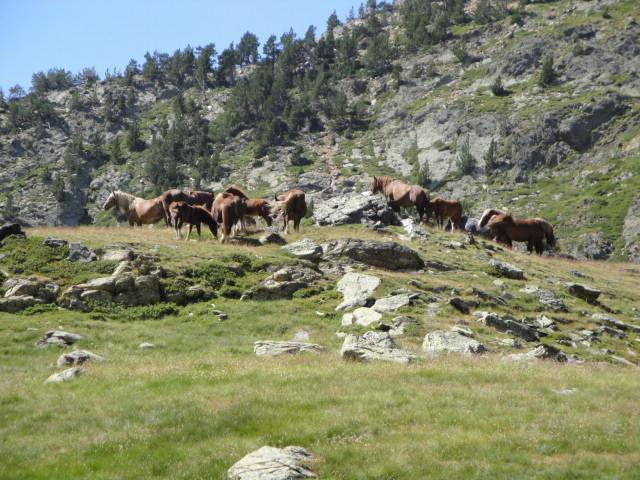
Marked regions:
[0,0,361,92]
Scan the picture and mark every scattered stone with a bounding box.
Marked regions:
[213,309,228,320]
[400,217,429,240]
[139,342,156,349]
[372,293,411,313]
[227,445,317,480]
[66,242,97,262]
[102,248,134,262]
[45,367,84,384]
[520,285,568,312]
[596,325,625,339]
[507,344,568,362]
[43,237,68,248]
[259,233,287,245]
[335,272,380,311]
[535,314,556,330]
[388,316,418,336]
[57,349,104,367]
[281,239,323,261]
[292,329,310,341]
[489,259,524,280]
[423,330,486,355]
[244,266,320,300]
[451,325,474,337]
[254,341,325,356]
[321,238,424,271]
[445,241,465,249]
[449,297,473,314]
[592,313,628,331]
[341,331,416,364]
[566,283,601,303]
[472,287,507,305]
[499,338,522,348]
[36,330,82,348]
[341,307,382,327]
[476,311,540,342]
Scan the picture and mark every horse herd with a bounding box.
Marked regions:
[102,175,556,254]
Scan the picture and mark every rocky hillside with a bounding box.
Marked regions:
[0,0,639,261]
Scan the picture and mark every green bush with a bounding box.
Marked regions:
[490,76,508,96]
[538,54,555,87]
[456,135,476,175]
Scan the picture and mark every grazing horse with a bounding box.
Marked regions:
[169,201,218,240]
[211,192,247,243]
[486,213,556,254]
[428,197,463,230]
[103,191,165,226]
[0,223,26,246]
[370,176,429,222]
[222,186,273,230]
[478,208,510,243]
[159,189,197,226]
[274,189,307,234]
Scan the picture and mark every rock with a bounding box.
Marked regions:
[134,275,161,304]
[388,316,418,336]
[341,331,416,364]
[57,349,104,367]
[139,342,156,349]
[0,295,44,312]
[622,193,640,263]
[449,297,473,314]
[610,355,636,367]
[227,445,317,480]
[66,242,97,262]
[322,239,424,271]
[281,239,323,261]
[341,307,382,327]
[597,325,626,339]
[400,217,429,240]
[45,367,84,384]
[259,233,287,245]
[372,293,411,313]
[82,276,116,293]
[566,283,600,303]
[254,341,325,356]
[4,277,59,302]
[580,232,613,260]
[102,249,134,262]
[507,344,568,362]
[36,330,82,348]
[335,272,380,311]
[535,314,556,330]
[477,312,540,342]
[292,329,310,341]
[592,313,628,331]
[313,191,399,227]
[489,259,524,280]
[451,325,474,337]
[520,285,568,312]
[43,237,68,248]
[245,266,320,300]
[423,330,486,355]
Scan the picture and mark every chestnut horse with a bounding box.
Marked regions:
[274,189,307,234]
[211,192,247,243]
[103,191,165,226]
[486,213,556,254]
[370,176,429,222]
[169,201,218,240]
[428,197,463,230]
[223,186,273,230]
[188,190,215,211]
[479,208,510,244]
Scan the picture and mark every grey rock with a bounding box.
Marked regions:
[259,233,287,245]
[139,342,156,349]
[4,277,59,302]
[341,307,382,327]
[535,314,556,330]
[622,193,640,263]
[372,293,411,313]
[507,344,568,363]
[245,266,320,300]
[520,285,567,312]
[43,237,68,248]
[227,445,317,480]
[281,239,323,261]
[292,329,310,341]
[322,239,424,271]
[57,349,104,367]
[0,295,44,312]
[66,242,97,262]
[134,275,161,304]
[489,259,524,280]
[254,341,325,356]
[313,191,399,226]
[449,297,473,314]
[45,367,84,384]
[477,311,540,342]
[336,272,381,311]
[592,313,628,331]
[81,276,116,293]
[102,248,134,262]
[400,217,429,240]
[566,283,600,303]
[388,316,418,336]
[341,331,416,364]
[36,330,83,348]
[423,330,486,355]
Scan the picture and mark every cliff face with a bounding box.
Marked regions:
[0,0,639,260]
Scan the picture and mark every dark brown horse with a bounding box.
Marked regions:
[274,189,307,234]
[211,192,247,243]
[222,186,272,230]
[169,201,218,240]
[188,191,215,211]
[428,197,463,230]
[159,189,196,226]
[370,176,429,222]
[486,213,556,254]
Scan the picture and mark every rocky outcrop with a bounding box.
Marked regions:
[0,278,59,312]
[489,260,524,280]
[423,330,486,355]
[254,341,324,356]
[313,191,399,226]
[476,311,540,342]
[335,272,380,311]
[281,239,323,261]
[341,331,416,364]
[227,445,317,480]
[321,239,424,271]
[622,193,640,263]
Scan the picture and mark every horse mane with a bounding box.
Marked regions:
[375,176,395,188]
[223,185,248,199]
[113,190,136,203]
[479,208,507,227]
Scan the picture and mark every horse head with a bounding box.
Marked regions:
[370,176,380,193]
[103,191,117,211]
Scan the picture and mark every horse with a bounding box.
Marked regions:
[222,186,272,230]
[188,190,215,211]
[0,223,26,246]
[211,192,247,243]
[159,189,198,226]
[486,213,556,254]
[169,201,218,240]
[370,176,429,222]
[428,197,463,231]
[274,189,307,234]
[103,191,165,226]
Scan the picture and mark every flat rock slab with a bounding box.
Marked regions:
[506,344,568,363]
[341,307,382,327]
[335,272,380,311]
[36,330,83,348]
[45,367,84,384]
[520,285,567,312]
[102,249,134,262]
[592,313,628,331]
[372,293,411,313]
[489,259,524,280]
[281,239,323,261]
[66,242,97,262]
[57,349,104,367]
[477,312,540,342]
[423,330,486,355]
[341,331,416,364]
[322,238,424,271]
[254,341,324,356]
[43,237,68,248]
[227,445,317,480]
[567,283,600,303]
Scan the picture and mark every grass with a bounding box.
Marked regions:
[1,224,640,478]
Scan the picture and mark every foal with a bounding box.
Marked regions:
[169,201,218,240]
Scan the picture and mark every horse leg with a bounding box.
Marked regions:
[196,223,201,239]
[294,216,300,232]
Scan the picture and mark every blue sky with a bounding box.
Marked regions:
[0,0,360,92]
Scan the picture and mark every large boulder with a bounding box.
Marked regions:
[254,341,324,356]
[322,239,424,271]
[227,445,317,480]
[341,331,416,364]
[372,293,412,313]
[341,307,382,327]
[335,272,380,311]
[281,239,323,261]
[0,295,44,312]
[313,191,399,226]
[66,242,97,262]
[3,277,59,302]
[566,283,600,303]
[423,330,486,355]
[57,349,105,367]
[489,260,524,280]
[476,311,540,342]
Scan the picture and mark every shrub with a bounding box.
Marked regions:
[456,135,476,175]
[490,76,507,96]
[484,137,499,173]
[453,42,468,64]
[538,54,555,87]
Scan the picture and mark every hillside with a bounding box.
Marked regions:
[1,0,639,262]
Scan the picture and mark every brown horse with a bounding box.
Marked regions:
[159,189,199,226]
[274,189,307,234]
[370,176,429,222]
[211,192,247,243]
[428,197,463,230]
[222,186,272,230]
[479,208,510,244]
[103,191,165,226]
[188,190,215,210]
[169,201,218,240]
[486,213,556,254]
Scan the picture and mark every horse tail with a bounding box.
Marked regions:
[535,219,556,248]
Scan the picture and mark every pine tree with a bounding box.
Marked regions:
[0,88,6,110]
[538,54,555,87]
[126,121,144,152]
[195,43,216,91]
[52,175,65,202]
[456,135,476,175]
[238,32,259,67]
[484,137,498,173]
